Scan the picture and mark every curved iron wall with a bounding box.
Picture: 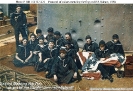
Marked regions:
[37,4,133,51]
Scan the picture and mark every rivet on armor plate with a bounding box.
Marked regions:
[38,10,42,13]
[95,31,97,33]
[122,33,124,35]
[95,10,97,12]
[123,26,124,28]
[130,12,132,13]
[101,32,103,34]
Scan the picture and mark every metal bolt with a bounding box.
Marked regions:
[122,33,124,35]
[95,10,97,12]
[38,10,42,13]
[130,12,132,13]
[123,12,125,14]
[95,31,97,33]
[101,32,103,34]
[123,26,124,28]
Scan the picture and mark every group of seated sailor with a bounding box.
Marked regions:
[13,27,125,84]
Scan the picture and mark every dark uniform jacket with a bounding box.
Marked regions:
[46,35,55,42]
[43,46,59,59]
[10,11,27,28]
[55,37,64,49]
[17,44,31,61]
[34,44,46,52]
[95,48,110,60]
[52,56,78,76]
[106,40,125,56]
[27,40,38,51]
[52,56,81,84]
[34,44,46,60]
[83,41,98,52]
[66,49,76,59]
[64,39,79,52]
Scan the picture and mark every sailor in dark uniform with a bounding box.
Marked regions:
[106,34,125,56]
[54,31,64,50]
[95,40,110,60]
[43,39,59,78]
[35,29,45,43]
[65,41,82,69]
[83,35,98,52]
[10,5,28,47]
[33,36,47,72]
[46,27,55,42]
[95,40,113,82]
[13,37,32,67]
[64,32,79,52]
[106,34,125,78]
[52,47,81,84]
[27,33,38,51]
